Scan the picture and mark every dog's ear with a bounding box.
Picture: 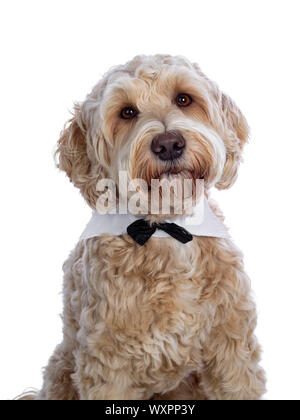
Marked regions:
[215,93,250,190]
[56,106,91,189]
[55,104,109,208]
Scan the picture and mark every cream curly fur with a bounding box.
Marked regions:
[21,55,266,400]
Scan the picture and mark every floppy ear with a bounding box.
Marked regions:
[56,105,91,189]
[55,104,109,208]
[215,93,250,190]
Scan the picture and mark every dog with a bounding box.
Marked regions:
[21,55,266,400]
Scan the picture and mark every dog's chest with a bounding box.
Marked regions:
[74,236,213,377]
[83,236,208,338]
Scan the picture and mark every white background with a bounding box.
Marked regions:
[1,0,299,400]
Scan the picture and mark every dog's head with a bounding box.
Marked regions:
[56,55,249,210]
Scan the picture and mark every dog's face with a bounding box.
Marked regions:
[57,55,249,210]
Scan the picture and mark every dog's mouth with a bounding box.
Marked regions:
[133,156,207,189]
[146,166,204,190]
[156,164,204,181]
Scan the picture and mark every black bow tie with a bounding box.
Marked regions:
[127,219,193,246]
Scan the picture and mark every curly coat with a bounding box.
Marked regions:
[22,55,266,400]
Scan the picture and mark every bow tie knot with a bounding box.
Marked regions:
[127,219,193,246]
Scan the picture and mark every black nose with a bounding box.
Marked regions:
[151,132,186,161]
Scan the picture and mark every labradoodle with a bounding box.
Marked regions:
[21,55,266,400]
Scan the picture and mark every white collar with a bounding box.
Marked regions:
[80,198,230,241]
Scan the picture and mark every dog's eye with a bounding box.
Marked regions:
[120,106,138,120]
[176,94,192,107]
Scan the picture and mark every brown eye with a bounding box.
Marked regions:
[120,106,138,120]
[176,93,192,107]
